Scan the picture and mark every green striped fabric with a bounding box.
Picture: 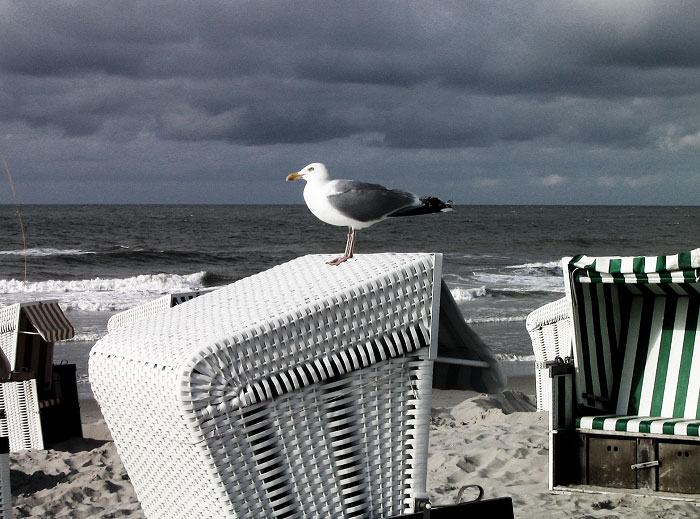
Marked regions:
[569,250,700,433]
[551,373,574,431]
[570,249,700,274]
[576,415,700,436]
[571,281,624,410]
[615,295,700,419]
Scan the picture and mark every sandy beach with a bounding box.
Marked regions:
[9,375,699,518]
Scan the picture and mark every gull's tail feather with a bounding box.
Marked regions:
[387,197,453,218]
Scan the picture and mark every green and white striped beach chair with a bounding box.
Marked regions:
[531,249,700,498]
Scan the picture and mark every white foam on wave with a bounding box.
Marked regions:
[450,286,488,301]
[505,260,561,271]
[472,271,565,293]
[465,315,527,324]
[70,332,106,343]
[0,271,210,312]
[0,272,207,295]
[496,353,536,363]
[0,248,95,257]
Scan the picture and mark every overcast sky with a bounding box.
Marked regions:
[1,1,699,204]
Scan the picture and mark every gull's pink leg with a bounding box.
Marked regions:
[328,227,357,265]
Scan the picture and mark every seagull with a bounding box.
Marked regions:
[286,163,453,265]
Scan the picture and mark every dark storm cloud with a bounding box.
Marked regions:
[1,1,700,205]
[2,0,700,151]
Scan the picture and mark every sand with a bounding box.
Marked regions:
[9,378,700,518]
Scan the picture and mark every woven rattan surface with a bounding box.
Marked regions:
[106,294,172,333]
[90,253,439,518]
[0,304,20,370]
[0,378,44,451]
[107,291,209,333]
[526,297,572,412]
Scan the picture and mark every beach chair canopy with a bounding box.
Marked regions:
[0,301,74,374]
[0,301,74,343]
[566,249,700,436]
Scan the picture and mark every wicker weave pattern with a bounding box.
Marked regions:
[0,304,20,370]
[90,253,438,518]
[525,297,572,411]
[194,353,432,518]
[106,294,172,333]
[89,355,228,516]
[0,379,44,451]
[107,291,209,333]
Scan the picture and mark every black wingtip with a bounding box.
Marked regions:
[388,196,453,217]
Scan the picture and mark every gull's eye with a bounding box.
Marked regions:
[308,166,314,171]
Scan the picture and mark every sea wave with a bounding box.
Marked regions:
[450,286,488,301]
[496,353,536,363]
[505,260,562,277]
[0,272,208,295]
[465,315,527,324]
[0,271,212,314]
[70,332,106,343]
[471,272,565,294]
[0,248,96,257]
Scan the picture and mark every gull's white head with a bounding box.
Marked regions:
[286,163,330,183]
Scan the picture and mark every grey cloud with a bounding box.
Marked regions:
[4,1,700,87]
[1,0,700,205]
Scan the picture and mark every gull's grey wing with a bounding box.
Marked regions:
[326,180,419,223]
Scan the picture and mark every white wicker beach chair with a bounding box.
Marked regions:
[0,375,43,451]
[525,297,572,411]
[0,301,74,376]
[90,253,501,518]
[0,301,76,452]
[538,250,700,499]
[107,290,209,333]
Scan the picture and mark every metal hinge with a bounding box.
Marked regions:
[414,496,432,518]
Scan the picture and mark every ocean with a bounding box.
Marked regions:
[1,204,699,396]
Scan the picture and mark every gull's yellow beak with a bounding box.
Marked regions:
[286,172,303,181]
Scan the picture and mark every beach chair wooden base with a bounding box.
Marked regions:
[566,433,700,494]
[659,442,700,493]
[550,398,700,501]
[546,357,700,498]
[550,383,700,499]
[0,437,10,519]
[386,497,514,518]
[551,484,700,505]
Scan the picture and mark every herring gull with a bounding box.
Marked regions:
[286,163,453,265]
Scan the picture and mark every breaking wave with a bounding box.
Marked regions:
[465,316,527,324]
[450,286,488,301]
[0,272,211,312]
[0,272,208,295]
[0,248,96,257]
